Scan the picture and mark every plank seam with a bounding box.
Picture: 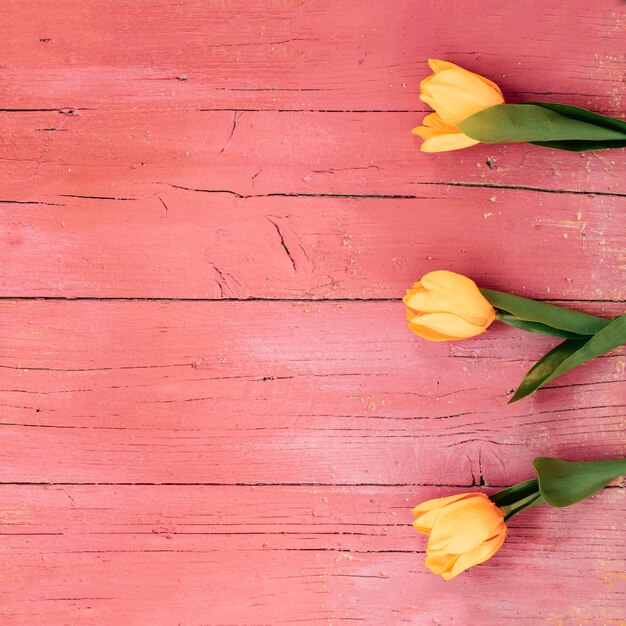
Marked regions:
[0,481,622,488]
[0,297,622,303]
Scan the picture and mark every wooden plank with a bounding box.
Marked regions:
[1,300,623,485]
[2,111,626,199]
[2,189,625,299]
[0,485,624,624]
[0,0,624,112]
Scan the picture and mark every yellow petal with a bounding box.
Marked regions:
[428,59,463,73]
[426,495,504,554]
[424,533,505,581]
[411,493,475,534]
[420,64,504,126]
[407,320,456,342]
[412,125,440,140]
[420,132,480,152]
[403,283,427,304]
[420,270,479,295]
[422,112,449,129]
[408,313,486,340]
[412,113,480,152]
[423,551,462,579]
[428,59,503,95]
[419,271,495,327]
[427,533,505,581]
[411,493,471,517]
[413,112,456,134]
[404,289,448,315]
[443,532,506,580]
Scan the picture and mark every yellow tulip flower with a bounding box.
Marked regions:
[413,59,505,152]
[412,493,507,581]
[403,270,496,341]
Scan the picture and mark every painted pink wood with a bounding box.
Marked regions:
[2,190,625,299]
[0,300,623,486]
[1,0,625,623]
[0,485,624,624]
[0,1,624,112]
[2,111,626,201]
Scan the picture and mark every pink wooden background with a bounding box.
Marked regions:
[1,1,625,624]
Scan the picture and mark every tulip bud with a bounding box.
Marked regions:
[413,59,504,152]
[412,493,507,580]
[403,270,496,341]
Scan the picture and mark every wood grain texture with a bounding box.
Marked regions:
[1,0,625,623]
[2,110,626,199]
[0,300,624,486]
[2,190,625,299]
[0,485,624,624]
[1,0,624,112]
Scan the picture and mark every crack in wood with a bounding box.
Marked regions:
[158,183,436,199]
[266,217,298,272]
[147,181,626,199]
[418,181,626,198]
[57,194,138,201]
[219,111,243,153]
[0,107,90,113]
[0,199,65,206]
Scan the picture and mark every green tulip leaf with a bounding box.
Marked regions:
[481,288,609,336]
[511,314,626,402]
[526,102,626,134]
[530,139,626,152]
[495,312,591,339]
[533,457,626,508]
[528,102,626,151]
[509,339,587,403]
[458,104,626,150]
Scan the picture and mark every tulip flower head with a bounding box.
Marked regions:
[413,59,626,152]
[412,493,507,581]
[411,458,626,580]
[403,270,496,341]
[413,59,505,152]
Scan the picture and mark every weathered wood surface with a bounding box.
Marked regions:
[2,190,626,299]
[1,0,625,624]
[2,110,626,199]
[0,300,624,487]
[1,1,624,112]
[1,485,624,624]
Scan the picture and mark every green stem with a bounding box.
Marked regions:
[489,478,538,507]
[490,478,543,521]
[503,493,544,521]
